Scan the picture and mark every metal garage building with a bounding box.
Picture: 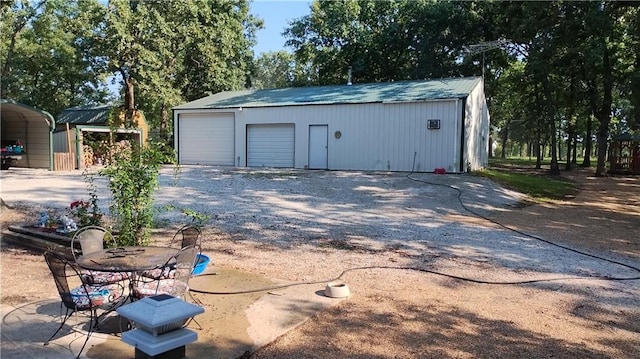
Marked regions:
[1,99,55,170]
[172,77,489,173]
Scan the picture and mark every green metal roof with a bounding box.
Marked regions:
[174,77,482,110]
[57,104,118,125]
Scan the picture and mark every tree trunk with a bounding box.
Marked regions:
[500,119,510,159]
[595,41,613,177]
[124,78,135,112]
[565,127,573,171]
[160,102,168,140]
[488,136,494,158]
[632,7,640,130]
[548,121,560,175]
[582,115,593,167]
[535,139,542,169]
[571,131,578,164]
[119,69,136,128]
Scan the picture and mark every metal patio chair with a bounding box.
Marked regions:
[71,226,130,285]
[132,245,199,300]
[140,225,202,280]
[171,225,202,250]
[43,251,125,359]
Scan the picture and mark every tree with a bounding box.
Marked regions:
[1,0,110,115]
[0,0,45,99]
[284,0,491,85]
[251,50,317,89]
[100,0,261,140]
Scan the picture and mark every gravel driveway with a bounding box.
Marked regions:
[1,166,637,283]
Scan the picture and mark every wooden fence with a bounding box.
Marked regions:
[53,152,75,171]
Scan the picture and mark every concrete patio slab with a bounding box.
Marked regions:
[1,267,343,359]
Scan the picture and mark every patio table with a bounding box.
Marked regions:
[76,246,179,273]
[75,246,181,328]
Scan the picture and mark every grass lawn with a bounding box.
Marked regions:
[476,158,578,201]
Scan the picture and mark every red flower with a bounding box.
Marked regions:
[70,200,88,209]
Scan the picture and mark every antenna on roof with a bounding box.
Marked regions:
[463,39,511,80]
[347,66,352,86]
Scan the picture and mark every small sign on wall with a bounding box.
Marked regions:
[427,119,440,130]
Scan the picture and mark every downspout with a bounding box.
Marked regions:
[48,124,53,171]
[42,111,56,171]
[47,114,55,171]
[459,97,467,173]
[172,109,178,164]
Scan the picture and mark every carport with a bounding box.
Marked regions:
[1,99,55,170]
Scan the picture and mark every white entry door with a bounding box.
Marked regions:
[308,125,328,169]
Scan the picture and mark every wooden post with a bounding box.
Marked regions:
[66,123,72,153]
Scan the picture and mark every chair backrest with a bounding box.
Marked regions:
[172,225,201,249]
[43,251,82,309]
[171,245,199,297]
[71,226,110,261]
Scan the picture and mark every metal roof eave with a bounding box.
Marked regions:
[0,99,56,131]
[173,77,482,111]
[76,125,143,133]
[175,98,462,111]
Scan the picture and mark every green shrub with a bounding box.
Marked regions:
[100,141,164,246]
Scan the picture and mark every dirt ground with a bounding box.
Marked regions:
[1,166,639,358]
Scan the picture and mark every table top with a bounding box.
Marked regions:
[76,246,179,273]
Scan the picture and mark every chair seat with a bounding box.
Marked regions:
[132,279,188,298]
[81,270,131,285]
[139,266,176,280]
[69,284,124,310]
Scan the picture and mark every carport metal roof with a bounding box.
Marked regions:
[174,76,482,110]
[57,104,117,125]
[0,99,55,131]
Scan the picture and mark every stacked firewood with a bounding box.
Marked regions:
[82,145,94,167]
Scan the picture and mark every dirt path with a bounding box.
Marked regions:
[490,167,639,259]
[248,168,640,359]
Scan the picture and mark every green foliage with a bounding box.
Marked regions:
[99,141,164,246]
[69,170,103,227]
[252,51,316,89]
[96,0,261,141]
[477,168,575,201]
[0,0,111,114]
[159,204,211,228]
[284,0,488,84]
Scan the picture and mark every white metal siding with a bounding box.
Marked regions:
[234,101,460,172]
[179,113,234,165]
[174,90,488,173]
[464,80,489,171]
[247,124,294,167]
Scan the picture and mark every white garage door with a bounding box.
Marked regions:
[179,113,234,165]
[247,124,294,167]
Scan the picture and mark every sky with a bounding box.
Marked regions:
[250,0,312,55]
